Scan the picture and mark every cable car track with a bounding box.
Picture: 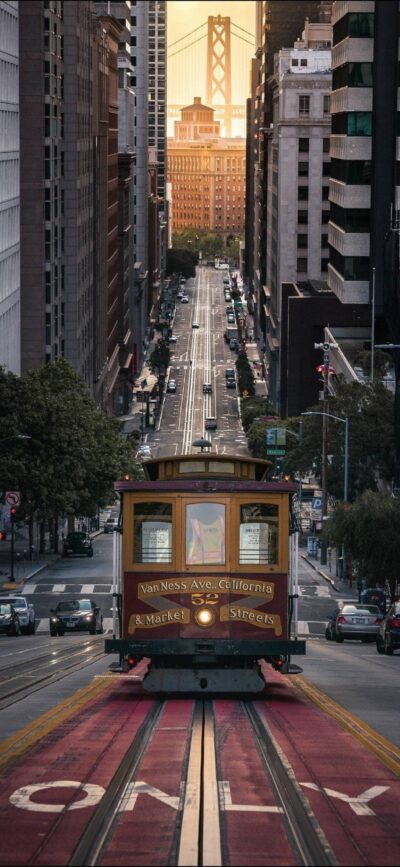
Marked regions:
[0,638,105,710]
[66,697,335,867]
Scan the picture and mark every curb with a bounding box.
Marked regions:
[1,530,105,591]
[300,553,340,592]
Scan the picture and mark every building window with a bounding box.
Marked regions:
[330,247,370,280]
[330,159,371,184]
[298,186,309,201]
[298,161,309,177]
[333,12,374,43]
[297,257,308,272]
[323,138,330,154]
[300,58,308,67]
[330,203,370,232]
[299,95,310,116]
[292,57,299,67]
[322,210,330,224]
[321,258,329,272]
[323,95,330,114]
[298,234,308,249]
[322,186,330,200]
[322,162,331,177]
[299,138,309,152]
[298,210,308,224]
[332,112,372,136]
[321,234,328,248]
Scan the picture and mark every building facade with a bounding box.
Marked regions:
[264,38,332,406]
[168,98,245,239]
[0,0,19,374]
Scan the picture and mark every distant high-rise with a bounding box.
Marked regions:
[168,98,245,239]
[0,0,19,374]
[148,0,167,201]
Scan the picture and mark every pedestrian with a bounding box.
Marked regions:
[327,546,332,570]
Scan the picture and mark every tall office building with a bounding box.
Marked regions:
[130,1,149,367]
[19,1,112,409]
[328,0,399,324]
[148,0,167,202]
[0,0,19,374]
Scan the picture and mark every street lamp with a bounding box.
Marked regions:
[301,412,349,502]
[0,434,31,445]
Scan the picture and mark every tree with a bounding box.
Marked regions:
[166,247,197,278]
[326,493,400,601]
[0,359,143,552]
[240,396,275,432]
[235,355,255,397]
[282,379,395,500]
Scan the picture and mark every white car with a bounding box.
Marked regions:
[104,517,119,533]
[0,596,35,634]
[136,444,153,459]
[180,295,189,303]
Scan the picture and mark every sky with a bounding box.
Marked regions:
[167,1,256,137]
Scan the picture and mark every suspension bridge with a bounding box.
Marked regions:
[167,15,255,137]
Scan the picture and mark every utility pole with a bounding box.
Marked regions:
[314,339,338,565]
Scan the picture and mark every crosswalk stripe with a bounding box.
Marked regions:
[23,584,112,595]
[297,621,310,635]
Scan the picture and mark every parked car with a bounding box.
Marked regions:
[225,368,235,380]
[205,417,217,430]
[226,377,236,388]
[226,305,234,314]
[223,276,230,285]
[192,321,200,329]
[169,335,178,344]
[179,277,186,285]
[167,379,177,393]
[224,293,232,302]
[49,599,103,636]
[227,314,235,324]
[229,338,239,352]
[360,587,388,614]
[0,596,35,634]
[180,295,189,303]
[62,531,93,558]
[203,383,212,394]
[0,602,21,637]
[136,444,153,459]
[376,601,400,654]
[326,602,383,643]
[104,517,119,533]
[177,290,184,299]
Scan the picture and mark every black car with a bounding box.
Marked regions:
[203,383,212,394]
[0,602,21,636]
[62,531,93,558]
[226,377,236,388]
[49,599,103,636]
[376,601,400,655]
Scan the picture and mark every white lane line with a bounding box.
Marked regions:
[177,703,203,866]
[81,584,95,595]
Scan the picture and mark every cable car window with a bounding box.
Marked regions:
[208,460,235,474]
[186,503,225,565]
[179,461,205,473]
[239,504,278,564]
[134,502,172,563]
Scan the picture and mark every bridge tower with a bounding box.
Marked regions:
[206,15,232,137]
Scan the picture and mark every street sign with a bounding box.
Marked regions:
[5,490,20,507]
[266,448,286,456]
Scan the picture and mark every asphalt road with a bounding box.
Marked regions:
[149,266,249,457]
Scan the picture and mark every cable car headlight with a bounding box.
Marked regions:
[194,607,216,628]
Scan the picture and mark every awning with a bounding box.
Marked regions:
[119,353,133,372]
[266,332,280,353]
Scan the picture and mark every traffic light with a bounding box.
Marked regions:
[0,531,6,541]
[10,507,17,521]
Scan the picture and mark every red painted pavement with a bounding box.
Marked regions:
[257,665,400,866]
[0,665,153,866]
[100,699,194,866]
[214,700,297,865]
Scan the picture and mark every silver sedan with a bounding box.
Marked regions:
[334,604,383,643]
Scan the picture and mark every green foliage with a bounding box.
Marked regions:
[353,348,391,378]
[166,248,197,278]
[325,493,400,600]
[149,339,170,373]
[172,229,224,258]
[0,359,143,533]
[240,396,275,433]
[282,379,395,500]
[235,355,255,397]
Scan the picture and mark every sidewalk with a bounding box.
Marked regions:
[300,544,359,598]
[119,338,160,438]
[0,528,106,592]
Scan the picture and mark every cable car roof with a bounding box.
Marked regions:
[139,453,272,482]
